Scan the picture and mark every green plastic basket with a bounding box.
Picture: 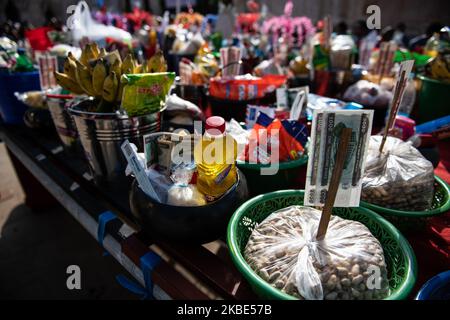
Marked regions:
[361,176,450,233]
[236,155,308,197]
[227,190,417,300]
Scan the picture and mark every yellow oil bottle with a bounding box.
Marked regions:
[194,116,238,201]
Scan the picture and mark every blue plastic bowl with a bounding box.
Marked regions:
[0,71,41,124]
[416,270,450,300]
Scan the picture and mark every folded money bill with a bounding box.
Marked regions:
[304,109,373,207]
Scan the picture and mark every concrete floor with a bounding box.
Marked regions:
[0,142,137,300]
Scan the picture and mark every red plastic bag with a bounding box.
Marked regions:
[209,75,286,100]
[25,27,54,51]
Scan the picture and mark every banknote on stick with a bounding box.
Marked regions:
[304,109,373,207]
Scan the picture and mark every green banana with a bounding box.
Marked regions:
[102,71,118,103]
[103,50,122,67]
[63,56,77,81]
[98,48,108,59]
[90,42,100,59]
[79,44,91,68]
[147,50,167,73]
[75,60,95,96]
[54,71,85,95]
[115,80,125,103]
[92,59,107,97]
[121,54,136,75]
[110,59,122,80]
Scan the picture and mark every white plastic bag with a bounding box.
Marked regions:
[245,206,389,300]
[167,165,206,207]
[343,80,393,108]
[361,136,434,211]
[165,94,204,120]
[70,1,132,44]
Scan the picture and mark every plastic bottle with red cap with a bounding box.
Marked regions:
[194,116,238,201]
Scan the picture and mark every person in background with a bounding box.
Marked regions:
[380,26,395,43]
[351,20,370,47]
[335,21,348,35]
[393,23,408,47]
[409,22,443,53]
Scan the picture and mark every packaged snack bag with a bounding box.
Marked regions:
[209,74,287,100]
[121,72,175,116]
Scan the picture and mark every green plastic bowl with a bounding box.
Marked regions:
[417,75,450,124]
[227,190,417,300]
[361,176,450,233]
[236,155,308,197]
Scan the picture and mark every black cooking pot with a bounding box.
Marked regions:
[129,170,249,244]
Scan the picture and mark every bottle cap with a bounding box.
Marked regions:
[205,116,225,135]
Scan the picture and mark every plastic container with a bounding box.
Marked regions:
[361,176,450,233]
[195,116,238,200]
[129,170,248,244]
[416,271,450,300]
[236,155,308,197]
[416,75,450,124]
[0,71,40,124]
[227,189,417,300]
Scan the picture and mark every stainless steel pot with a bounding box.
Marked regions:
[69,100,163,184]
[46,91,80,151]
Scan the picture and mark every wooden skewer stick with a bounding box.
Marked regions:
[316,127,352,240]
[378,70,407,153]
[377,43,388,84]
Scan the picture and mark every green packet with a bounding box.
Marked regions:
[121,72,175,116]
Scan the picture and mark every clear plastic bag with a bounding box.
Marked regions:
[70,1,132,44]
[361,136,434,211]
[167,164,206,207]
[245,205,389,300]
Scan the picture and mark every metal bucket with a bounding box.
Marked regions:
[69,100,163,184]
[46,90,80,151]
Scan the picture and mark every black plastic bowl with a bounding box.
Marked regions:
[129,170,249,244]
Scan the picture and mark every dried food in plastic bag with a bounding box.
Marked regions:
[245,205,389,300]
[167,164,206,207]
[361,136,434,211]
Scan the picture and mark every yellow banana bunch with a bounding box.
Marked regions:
[63,56,77,80]
[121,54,136,75]
[116,79,125,104]
[98,48,107,59]
[138,63,148,73]
[54,72,85,95]
[92,59,107,97]
[75,60,96,96]
[104,50,122,67]
[110,59,122,80]
[91,42,100,58]
[102,71,119,103]
[146,50,167,73]
[55,44,170,106]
